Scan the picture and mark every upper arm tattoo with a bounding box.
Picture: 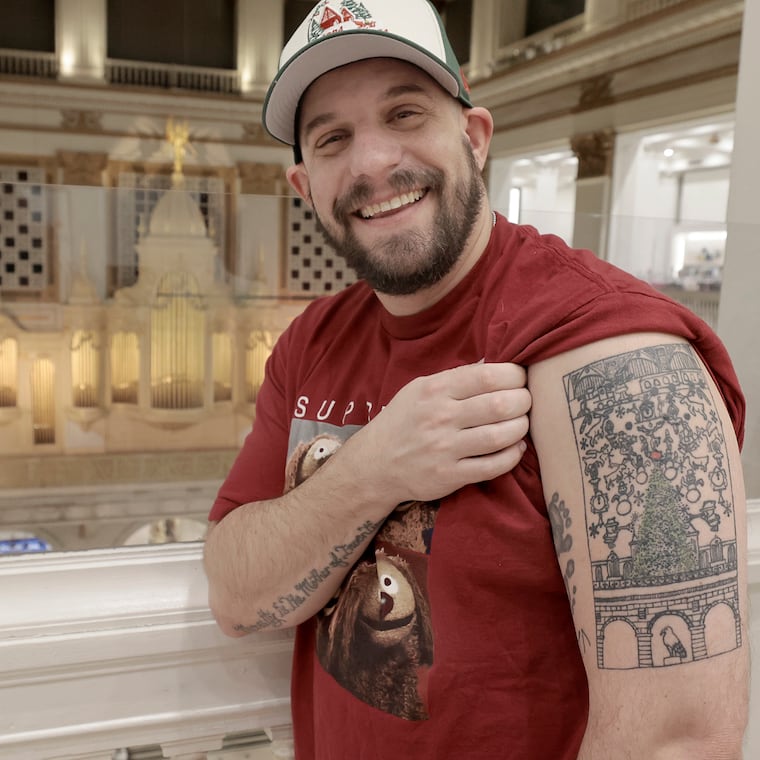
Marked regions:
[563,343,741,669]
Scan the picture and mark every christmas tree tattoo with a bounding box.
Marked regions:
[563,343,741,669]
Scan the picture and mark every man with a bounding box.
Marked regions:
[204,1,749,757]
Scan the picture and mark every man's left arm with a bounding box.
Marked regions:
[529,332,749,759]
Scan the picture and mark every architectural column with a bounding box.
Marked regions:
[469,0,523,81]
[584,0,625,31]
[237,0,284,96]
[57,150,108,187]
[636,629,653,668]
[55,0,106,82]
[691,623,707,661]
[720,0,760,499]
[570,129,616,259]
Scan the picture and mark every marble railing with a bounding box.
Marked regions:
[2,500,759,759]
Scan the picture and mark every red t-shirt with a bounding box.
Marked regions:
[211,216,744,759]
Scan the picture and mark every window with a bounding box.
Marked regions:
[526,0,585,36]
[107,0,235,69]
[432,0,473,66]
[0,0,54,53]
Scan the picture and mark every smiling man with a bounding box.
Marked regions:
[203,2,749,758]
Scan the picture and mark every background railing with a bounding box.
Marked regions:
[0,48,57,79]
[106,59,241,94]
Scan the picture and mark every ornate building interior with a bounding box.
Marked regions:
[1,1,759,758]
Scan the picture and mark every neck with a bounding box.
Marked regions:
[375,205,495,317]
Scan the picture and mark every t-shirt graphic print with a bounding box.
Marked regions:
[285,419,438,720]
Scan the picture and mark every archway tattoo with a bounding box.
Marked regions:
[563,343,741,669]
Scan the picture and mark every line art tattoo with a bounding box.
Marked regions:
[563,344,741,669]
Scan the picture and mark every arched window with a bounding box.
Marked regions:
[607,551,620,578]
[710,537,724,563]
[151,272,205,409]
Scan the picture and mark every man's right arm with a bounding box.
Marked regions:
[203,362,531,636]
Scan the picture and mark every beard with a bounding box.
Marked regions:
[312,140,485,296]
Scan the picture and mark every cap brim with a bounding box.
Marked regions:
[263,31,463,148]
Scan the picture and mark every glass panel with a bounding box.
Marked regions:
[107,0,235,69]
[0,173,745,557]
[0,182,315,555]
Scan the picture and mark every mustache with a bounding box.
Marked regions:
[332,167,445,224]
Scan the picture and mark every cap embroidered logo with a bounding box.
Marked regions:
[308,1,379,43]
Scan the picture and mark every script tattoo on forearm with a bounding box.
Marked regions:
[564,344,741,669]
[233,519,381,634]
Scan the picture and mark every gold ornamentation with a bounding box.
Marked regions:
[571,129,616,179]
[60,110,103,131]
[238,162,286,195]
[57,151,109,186]
[241,122,278,145]
[165,117,194,185]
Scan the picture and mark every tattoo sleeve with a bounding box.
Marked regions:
[563,343,741,669]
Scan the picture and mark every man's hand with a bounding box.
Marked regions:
[351,362,531,504]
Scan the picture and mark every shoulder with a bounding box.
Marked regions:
[493,217,649,298]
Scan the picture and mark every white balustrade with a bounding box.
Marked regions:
[1,502,759,758]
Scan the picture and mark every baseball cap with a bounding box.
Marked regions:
[262,0,472,157]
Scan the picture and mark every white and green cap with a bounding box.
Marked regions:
[262,0,472,155]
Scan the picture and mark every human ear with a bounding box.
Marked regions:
[463,106,494,171]
[286,163,312,207]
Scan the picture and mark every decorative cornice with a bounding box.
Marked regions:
[238,161,287,195]
[473,0,743,107]
[57,149,109,186]
[60,108,103,131]
[0,449,237,489]
[571,129,616,179]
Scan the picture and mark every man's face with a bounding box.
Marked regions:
[288,58,487,296]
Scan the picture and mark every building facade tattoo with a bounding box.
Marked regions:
[564,343,741,669]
